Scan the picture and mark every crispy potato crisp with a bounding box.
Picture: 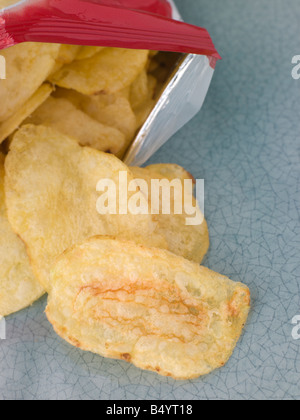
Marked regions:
[50,48,149,95]
[131,164,209,263]
[46,237,250,380]
[0,83,53,144]
[5,125,166,290]
[0,153,44,316]
[0,43,60,123]
[27,96,126,154]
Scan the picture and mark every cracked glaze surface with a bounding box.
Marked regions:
[0,0,299,400]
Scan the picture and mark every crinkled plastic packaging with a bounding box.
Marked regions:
[0,0,220,165]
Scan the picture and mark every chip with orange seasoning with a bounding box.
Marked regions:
[46,236,250,380]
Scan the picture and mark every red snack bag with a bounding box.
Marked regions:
[0,0,220,165]
[0,0,220,57]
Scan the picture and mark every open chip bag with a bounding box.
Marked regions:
[0,0,251,380]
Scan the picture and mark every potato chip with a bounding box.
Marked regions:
[27,96,126,154]
[52,87,84,107]
[50,45,82,74]
[147,74,158,98]
[117,85,132,101]
[75,46,105,60]
[82,94,136,139]
[129,71,157,131]
[49,48,149,95]
[46,236,250,380]
[0,153,44,316]
[5,124,167,291]
[130,71,157,110]
[56,45,81,65]
[53,88,137,158]
[0,83,53,144]
[148,56,160,73]
[0,42,61,122]
[134,98,156,130]
[81,95,137,158]
[0,0,17,8]
[146,163,196,184]
[131,165,209,263]
[130,70,149,110]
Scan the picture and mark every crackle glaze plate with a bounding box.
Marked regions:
[0,0,299,400]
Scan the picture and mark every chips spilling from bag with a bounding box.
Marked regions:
[46,237,250,380]
[0,153,44,316]
[0,39,250,379]
[4,124,168,291]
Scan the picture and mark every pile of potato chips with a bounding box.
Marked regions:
[0,43,160,157]
[0,42,250,379]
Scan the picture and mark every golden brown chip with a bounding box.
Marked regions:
[5,125,167,291]
[56,45,82,65]
[130,72,157,131]
[26,96,126,154]
[0,43,61,123]
[0,153,44,316]
[0,83,53,144]
[82,94,137,142]
[130,71,157,110]
[146,163,196,184]
[50,45,82,74]
[46,236,250,380]
[130,70,149,110]
[53,88,137,158]
[131,165,209,263]
[49,48,149,95]
[52,87,84,108]
[75,46,105,60]
[0,0,17,8]
[81,95,137,158]
[134,98,156,130]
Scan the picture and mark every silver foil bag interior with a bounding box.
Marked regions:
[124,53,214,166]
[124,0,215,166]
